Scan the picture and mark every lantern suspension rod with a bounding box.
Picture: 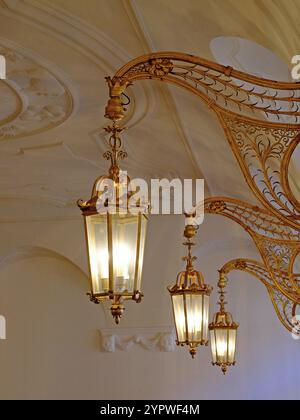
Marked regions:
[182,213,199,275]
[217,271,228,313]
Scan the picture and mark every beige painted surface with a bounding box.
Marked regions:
[0,214,299,400]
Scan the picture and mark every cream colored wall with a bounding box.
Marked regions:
[0,213,299,400]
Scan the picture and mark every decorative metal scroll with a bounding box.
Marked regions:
[218,258,299,333]
[205,197,300,331]
[104,52,300,332]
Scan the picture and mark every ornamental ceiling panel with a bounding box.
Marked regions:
[0,0,298,222]
[0,40,74,140]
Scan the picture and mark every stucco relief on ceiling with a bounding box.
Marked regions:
[0,42,74,140]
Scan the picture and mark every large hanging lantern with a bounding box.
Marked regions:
[168,220,213,358]
[78,124,148,324]
[209,272,239,374]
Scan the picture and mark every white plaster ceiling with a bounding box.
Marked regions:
[0,0,299,222]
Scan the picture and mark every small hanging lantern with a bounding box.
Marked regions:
[209,271,239,374]
[168,217,213,358]
[78,124,148,324]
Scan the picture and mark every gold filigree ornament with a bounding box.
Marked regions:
[79,52,300,364]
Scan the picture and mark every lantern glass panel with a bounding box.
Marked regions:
[172,293,210,344]
[185,294,203,342]
[215,328,228,364]
[135,214,148,292]
[210,326,237,366]
[202,295,210,342]
[111,213,139,294]
[85,214,109,294]
[85,211,147,298]
[210,330,217,364]
[228,329,237,363]
[172,294,186,342]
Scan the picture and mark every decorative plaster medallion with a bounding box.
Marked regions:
[99,327,177,353]
[0,42,74,140]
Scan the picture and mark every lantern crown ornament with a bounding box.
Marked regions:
[78,123,148,324]
[168,217,213,358]
[209,272,239,375]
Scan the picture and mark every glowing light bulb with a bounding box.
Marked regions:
[94,241,133,293]
[217,340,227,358]
[99,249,109,291]
[114,243,130,280]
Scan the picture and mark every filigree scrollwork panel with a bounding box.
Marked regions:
[219,113,300,229]
[109,52,300,228]
[220,258,299,332]
[204,197,300,242]
[221,258,274,288]
[205,197,300,331]
[269,288,299,333]
[105,52,300,332]
[114,53,300,124]
[257,239,300,301]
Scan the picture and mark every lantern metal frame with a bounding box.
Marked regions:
[168,221,213,358]
[103,51,300,334]
[78,124,148,324]
[209,272,239,375]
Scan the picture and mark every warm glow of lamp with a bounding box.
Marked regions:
[78,124,148,324]
[168,220,212,358]
[84,213,147,303]
[209,272,239,374]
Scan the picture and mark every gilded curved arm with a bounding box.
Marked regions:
[219,258,299,333]
[221,258,274,288]
[204,196,299,242]
[109,52,300,122]
[105,52,300,230]
[204,197,300,306]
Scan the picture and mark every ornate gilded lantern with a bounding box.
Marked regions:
[78,124,148,324]
[168,219,213,358]
[209,272,239,374]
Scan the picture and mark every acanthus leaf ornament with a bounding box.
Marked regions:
[145,58,174,77]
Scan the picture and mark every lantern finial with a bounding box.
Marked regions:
[111,299,125,325]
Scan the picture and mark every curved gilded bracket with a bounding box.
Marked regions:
[104,52,300,230]
[104,52,300,332]
[204,197,300,302]
[205,197,300,330]
[219,258,299,333]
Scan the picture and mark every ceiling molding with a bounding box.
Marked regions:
[0,244,87,276]
[0,0,156,130]
[122,0,208,184]
[99,326,176,352]
[0,244,108,316]
[0,38,76,140]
